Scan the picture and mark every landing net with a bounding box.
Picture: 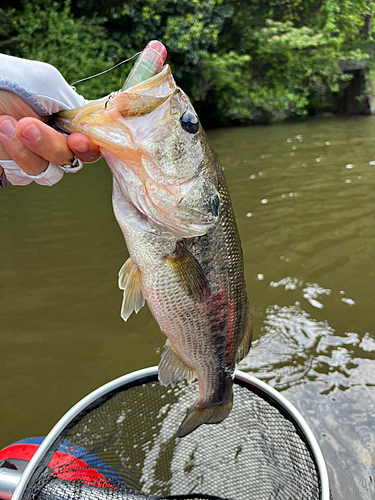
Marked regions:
[16,368,332,500]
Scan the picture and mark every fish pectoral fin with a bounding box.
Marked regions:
[177,397,233,438]
[168,243,209,302]
[158,340,196,387]
[236,308,253,363]
[118,258,145,321]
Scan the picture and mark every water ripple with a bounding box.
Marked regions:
[238,277,375,498]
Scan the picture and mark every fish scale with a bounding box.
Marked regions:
[56,60,252,438]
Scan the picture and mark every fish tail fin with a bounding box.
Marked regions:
[177,395,233,438]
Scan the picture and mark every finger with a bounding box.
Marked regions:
[0,114,13,161]
[16,117,74,166]
[0,116,48,175]
[68,133,101,163]
[0,143,11,161]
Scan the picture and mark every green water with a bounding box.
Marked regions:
[1,116,375,499]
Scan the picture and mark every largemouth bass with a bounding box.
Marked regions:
[56,60,252,437]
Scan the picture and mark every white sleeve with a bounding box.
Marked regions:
[0,54,88,187]
[0,159,64,186]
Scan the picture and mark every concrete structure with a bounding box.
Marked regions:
[337,61,375,115]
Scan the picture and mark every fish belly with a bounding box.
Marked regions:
[113,172,252,437]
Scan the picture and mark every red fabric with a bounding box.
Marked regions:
[0,444,38,462]
[0,444,113,488]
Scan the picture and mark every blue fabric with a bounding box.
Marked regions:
[8,437,123,482]
[11,437,45,446]
[58,440,124,482]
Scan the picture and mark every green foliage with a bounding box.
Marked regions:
[75,0,234,95]
[214,0,373,122]
[0,8,12,45]
[1,0,375,123]
[193,51,254,123]
[6,0,123,99]
[247,19,365,119]
[317,0,371,38]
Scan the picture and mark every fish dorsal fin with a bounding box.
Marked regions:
[236,308,253,363]
[118,258,145,321]
[158,340,196,387]
[168,243,210,302]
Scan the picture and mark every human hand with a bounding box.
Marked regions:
[0,54,101,187]
[0,90,100,178]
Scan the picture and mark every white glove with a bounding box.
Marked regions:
[0,54,88,187]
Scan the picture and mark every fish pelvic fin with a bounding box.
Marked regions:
[118,258,145,321]
[236,307,253,363]
[177,395,233,438]
[158,340,196,387]
[168,242,210,302]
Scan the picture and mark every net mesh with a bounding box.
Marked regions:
[21,373,330,500]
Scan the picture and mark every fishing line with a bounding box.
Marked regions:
[70,52,141,86]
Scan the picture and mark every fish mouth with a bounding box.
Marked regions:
[55,64,220,239]
[54,66,178,164]
[56,97,108,125]
[56,65,176,132]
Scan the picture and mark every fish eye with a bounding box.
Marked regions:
[180,111,199,134]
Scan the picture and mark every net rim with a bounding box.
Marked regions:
[235,371,330,499]
[12,367,330,500]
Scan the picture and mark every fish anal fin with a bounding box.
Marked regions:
[118,258,145,321]
[236,308,253,364]
[168,242,209,302]
[177,396,233,438]
[158,340,196,387]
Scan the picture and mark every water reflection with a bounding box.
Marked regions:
[2,116,375,499]
[237,277,375,499]
[238,287,371,394]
